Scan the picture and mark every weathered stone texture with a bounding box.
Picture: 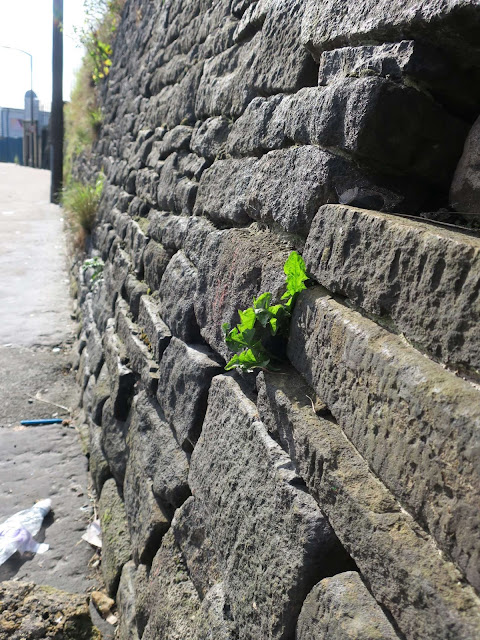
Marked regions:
[194,227,291,360]
[297,572,399,640]
[157,250,201,342]
[289,288,480,591]
[157,337,222,448]
[141,529,201,640]
[98,478,132,596]
[128,391,190,512]
[195,147,415,235]
[301,0,480,66]
[116,561,140,640]
[257,369,480,640]
[304,204,480,372]
[0,581,101,640]
[138,294,172,360]
[451,115,480,214]
[190,375,345,640]
[142,240,171,291]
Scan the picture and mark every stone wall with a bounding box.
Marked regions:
[72,1,480,638]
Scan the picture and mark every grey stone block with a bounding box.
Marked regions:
[91,363,110,425]
[189,375,343,640]
[98,478,132,597]
[195,147,417,235]
[451,115,480,214]
[193,157,255,226]
[257,369,480,640]
[142,240,171,292]
[226,79,467,188]
[289,288,480,591]
[88,419,111,496]
[101,398,129,487]
[194,227,291,360]
[191,116,231,160]
[135,168,159,207]
[156,337,222,449]
[85,321,103,378]
[123,432,170,565]
[317,40,479,116]
[195,1,316,119]
[141,529,201,640]
[129,391,190,513]
[183,215,216,267]
[124,273,149,320]
[157,251,200,342]
[116,561,140,640]
[193,583,237,640]
[171,497,221,599]
[297,572,399,640]
[138,295,172,361]
[157,152,206,215]
[103,319,135,420]
[305,0,480,64]
[304,204,480,372]
[124,219,148,277]
[116,298,159,393]
[147,210,189,252]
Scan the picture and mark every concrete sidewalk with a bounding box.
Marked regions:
[0,164,94,594]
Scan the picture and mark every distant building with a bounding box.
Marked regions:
[0,91,50,166]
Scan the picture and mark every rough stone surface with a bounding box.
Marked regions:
[195,147,417,234]
[123,430,170,565]
[317,40,480,117]
[297,572,399,640]
[0,581,101,640]
[142,240,171,292]
[116,561,140,640]
[116,298,159,392]
[289,288,480,591]
[190,375,344,640]
[171,497,221,598]
[100,398,129,486]
[194,227,291,360]
[304,204,480,372]
[156,337,222,448]
[129,391,190,512]
[257,369,480,640]
[225,79,467,189]
[141,529,201,640]
[98,478,132,597]
[138,294,172,360]
[451,115,480,214]
[193,583,237,640]
[301,0,480,67]
[157,250,201,342]
[89,419,112,496]
[103,319,135,420]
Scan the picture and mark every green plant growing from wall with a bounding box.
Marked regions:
[62,172,104,235]
[82,256,104,283]
[222,251,309,372]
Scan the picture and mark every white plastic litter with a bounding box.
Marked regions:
[81,519,102,548]
[0,499,51,565]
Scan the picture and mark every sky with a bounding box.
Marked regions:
[0,0,87,111]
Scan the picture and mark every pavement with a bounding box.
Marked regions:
[0,164,97,595]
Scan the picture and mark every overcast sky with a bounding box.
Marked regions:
[0,0,87,111]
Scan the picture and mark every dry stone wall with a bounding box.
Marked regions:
[72,1,480,638]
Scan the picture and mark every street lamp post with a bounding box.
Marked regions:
[0,45,34,166]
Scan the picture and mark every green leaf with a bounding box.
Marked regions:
[282,251,308,299]
[237,307,256,331]
[253,292,272,310]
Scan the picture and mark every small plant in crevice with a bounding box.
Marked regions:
[222,251,309,373]
[62,172,104,235]
[82,256,104,283]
